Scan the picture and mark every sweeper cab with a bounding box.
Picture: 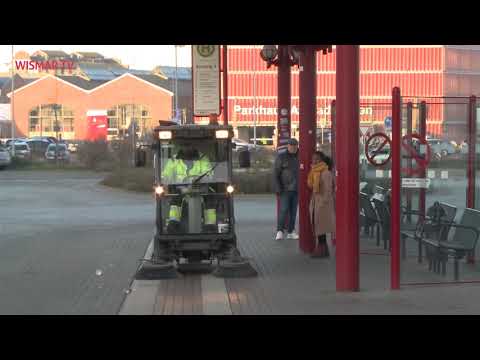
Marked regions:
[134,123,257,279]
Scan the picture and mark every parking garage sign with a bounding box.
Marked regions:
[193,45,221,116]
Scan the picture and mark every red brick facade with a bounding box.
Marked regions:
[10,73,172,140]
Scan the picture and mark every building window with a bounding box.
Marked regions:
[106,104,152,139]
[28,104,75,139]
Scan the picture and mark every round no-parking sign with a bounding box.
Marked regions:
[401,133,431,176]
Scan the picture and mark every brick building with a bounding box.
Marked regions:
[8,73,173,140]
[4,50,173,141]
[217,45,480,143]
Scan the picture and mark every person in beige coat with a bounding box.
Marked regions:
[307,151,335,258]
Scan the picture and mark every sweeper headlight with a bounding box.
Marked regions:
[227,185,234,194]
[155,185,165,196]
[159,131,172,140]
[216,130,229,139]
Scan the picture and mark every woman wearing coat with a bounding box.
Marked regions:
[307,151,335,258]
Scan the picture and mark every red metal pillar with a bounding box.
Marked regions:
[298,46,316,253]
[277,45,292,149]
[222,45,228,126]
[331,100,336,247]
[335,45,359,291]
[419,101,427,218]
[276,46,292,224]
[467,95,477,263]
[391,87,401,290]
[467,95,477,209]
[406,102,413,223]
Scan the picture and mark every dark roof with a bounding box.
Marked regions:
[133,74,171,90]
[78,62,130,80]
[39,50,69,58]
[158,66,191,80]
[2,72,171,94]
[1,75,36,97]
[58,73,171,92]
[57,76,108,90]
[0,77,10,88]
[74,52,104,58]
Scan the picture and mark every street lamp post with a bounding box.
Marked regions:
[174,45,185,124]
[53,104,60,165]
[252,45,257,148]
[259,45,298,151]
[175,45,178,122]
[10,45,15,158]
[260,45,298,231]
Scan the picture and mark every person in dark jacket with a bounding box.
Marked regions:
[273,138,300,240]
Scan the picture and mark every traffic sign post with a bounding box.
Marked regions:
[192,45,221,117]
[384,116,392,130]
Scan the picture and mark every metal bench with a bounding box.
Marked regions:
[401,202,457,264]
[423,208,480,281]
[360,192,381,244]
[371,195,390,250]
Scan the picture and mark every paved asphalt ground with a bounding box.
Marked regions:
[0,170,154,315]
[4,169,480,315]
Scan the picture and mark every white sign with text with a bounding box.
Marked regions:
[193,45,220,116]
[402,178,431,188]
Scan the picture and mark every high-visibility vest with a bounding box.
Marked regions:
[168,205,182,222]
[189,154,212,177]
[162,158,188,183]
[162,153,212,183]
[204,208,217,225]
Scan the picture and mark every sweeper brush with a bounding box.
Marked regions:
[135,259,180,280]
[212,248,258,278]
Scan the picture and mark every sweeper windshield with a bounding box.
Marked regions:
[159,139,230,186]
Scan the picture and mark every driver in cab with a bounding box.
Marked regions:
[162,143,213,184]
[161,143,217,234]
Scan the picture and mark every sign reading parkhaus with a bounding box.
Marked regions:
[233,105,373,116]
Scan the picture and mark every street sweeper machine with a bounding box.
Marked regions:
[135,123,257,279]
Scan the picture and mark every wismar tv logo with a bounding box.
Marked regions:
[15,60,75,72]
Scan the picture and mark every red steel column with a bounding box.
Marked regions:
[298,46,316,253]
[467,95,477,209]
[419,101,427,219]
[277,45,292,149]
[467,95,477,263]
[391,87,401,290]
[335,45,360,291]
[276,46,292,224]
[223,45,228,126]
[331,100,336,247]
[406,102,413,223]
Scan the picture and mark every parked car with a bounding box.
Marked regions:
[458,141,480,156]
[27,139,51,159]
[64,140,78,153]
[232,138,255,151]
[45,143,70,162]
[0,144,11,169]
[427,138,458,158]
[5,138,28,149]
[12,142,32,159]
[29,136,57,144]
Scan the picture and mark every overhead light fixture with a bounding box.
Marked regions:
[216,130,229,139]
[159,131,172,140]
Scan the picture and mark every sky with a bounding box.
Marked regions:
[0,45,192,72]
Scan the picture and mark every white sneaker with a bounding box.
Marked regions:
[287,232,299,240]
[275,231,284,241]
